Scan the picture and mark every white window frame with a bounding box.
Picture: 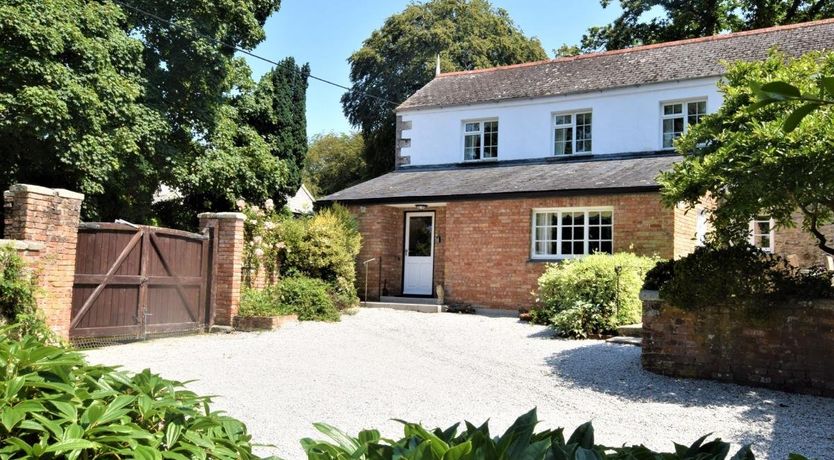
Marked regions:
[552,110,593,156]
[530,206,614,260]
[462,118,498,162]
[749,216,775,252]
[660,98,707,150]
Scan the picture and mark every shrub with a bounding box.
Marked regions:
[0,330,262,459]
[534,252,657,338]
[238,286,294,317]
[301,408,771,460]
[278,276,341,322]
[644,244,834,310]
[0,247,52,341]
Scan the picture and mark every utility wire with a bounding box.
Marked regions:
[110,0,399,107]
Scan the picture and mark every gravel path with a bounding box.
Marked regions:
[84,309,834,459]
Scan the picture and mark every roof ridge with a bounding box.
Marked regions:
[437,18,834,78]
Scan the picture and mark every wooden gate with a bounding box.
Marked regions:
[70,223,213,339]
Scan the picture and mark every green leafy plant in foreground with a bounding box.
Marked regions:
[0,329,266,459]
[302,408,807,460]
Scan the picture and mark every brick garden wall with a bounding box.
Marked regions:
[642,294,834,397]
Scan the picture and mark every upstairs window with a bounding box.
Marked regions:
[532,208,613,259]
[662,99,706,149]
[463,120,498,161]
[554,111,592,155]
[750,216,775,252]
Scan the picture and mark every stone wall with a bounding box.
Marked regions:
[642,292,834,397]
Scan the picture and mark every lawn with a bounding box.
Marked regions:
[84,309,834,459]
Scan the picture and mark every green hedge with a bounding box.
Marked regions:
[0,330,263,459]
[301,408,791,460]
[238,276,341,322]
[644,244,834,310]
[533,253,657,338]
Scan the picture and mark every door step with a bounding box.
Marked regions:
[380,296,441,305]
[363,301,444,313]
[616,323,643,338]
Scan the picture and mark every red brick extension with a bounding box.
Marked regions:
[349,191,829,310]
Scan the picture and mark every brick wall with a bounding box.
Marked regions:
[198,212,245,326]
[349,192,675,309]
[774,211,834,267]
[3,184,83,337]
[642,294,834,397]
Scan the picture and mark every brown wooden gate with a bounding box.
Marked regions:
[70,223,213,339]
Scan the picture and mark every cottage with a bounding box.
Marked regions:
[321,19,834,310]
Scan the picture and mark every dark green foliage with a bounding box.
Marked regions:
[238,286,295,317]
[534,253,657,338]
[0,248,52,341]
[276,276,340,322]
[303,132,366,197]
[342,0,546,177]
[0,331,265,459]
[301,408,770,460]
[660,51,834,256]
[644,244,834,310]
[579,0,834,52]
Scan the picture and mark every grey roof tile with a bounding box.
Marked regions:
[398,19,834,111]
[322,154,679,203]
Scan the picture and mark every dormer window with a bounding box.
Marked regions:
[662,99,706,149]
[553,111,592,155]
[463,120,498,161]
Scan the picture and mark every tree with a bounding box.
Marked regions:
[342,0,547,178]
[659,51,834,256]
[303,132,366,197]
[579,1,834,52]
[0,0,309,229]
[0,0,165,222]
[554,44,581,58]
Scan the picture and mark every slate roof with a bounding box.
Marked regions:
[398,19,834,111]
[321,154,679,203]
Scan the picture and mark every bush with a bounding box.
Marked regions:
[644,244,834,310]
[238,286,295,317]
[278,276,340,322]
[301,408,773,460]
[533,253,657,338]
[0,330,262,459]
[0,247,52,341]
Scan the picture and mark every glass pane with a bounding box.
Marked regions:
[554,114,571,125]
[663,118,675,132]
[589,226,600,239]
[573,213,584,225]
[484,121,498,133]
[465,122,480,132]
[589,241,600,253]
[563,227,573,240]
[664,103,682,115]
[588,212,600,225]
[573,242,584,254]
[600,241,613,254]
[663,133,675,149]
[535,241,547,255]
[549,241,559,255]
[600,212,612,225]
[601,226,612,240]
[562,213,573,225]
[464,134,480,160]
[549,213,559,226]
[673,118,684,132]
[562,241,572,255]
[535,227,552,241]
[407,216,433,257]
[574,227,584,240]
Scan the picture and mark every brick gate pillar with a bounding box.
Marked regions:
[3,184,84,338]
[198,212,245,326]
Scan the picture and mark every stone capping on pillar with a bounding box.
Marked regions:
[197,212,246,220]
[0,239,45,252]
[6,183,85,201]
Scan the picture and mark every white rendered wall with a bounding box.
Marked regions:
[398,77,723,166]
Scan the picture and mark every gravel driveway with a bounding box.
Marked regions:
[85,309,834,459]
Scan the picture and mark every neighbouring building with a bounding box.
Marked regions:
[321,19,834,310]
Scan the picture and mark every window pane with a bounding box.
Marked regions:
[483,121,498,159]
[465,122,480,132]
[408,216,433,257]
[601,226,612,240]
[600,212,612,225]
[554,114,572,125]
[562,242,572,255]
[589,241,600,253]
[563,227,572,240]
[573,242,584,254]
[589,226,600,239]
[664,103,682,115]
[573,213,584,225]
[464,134,480,160]
[588,212,600,225]
[561,213,573,226]
[574,227,584,240]
[550,241,559,255]
[600,241,613,254]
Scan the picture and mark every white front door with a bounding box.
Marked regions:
[403,212,434,295]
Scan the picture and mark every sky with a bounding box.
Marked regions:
[245,1,625,138]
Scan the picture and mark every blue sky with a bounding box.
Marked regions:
[246,1,625,137]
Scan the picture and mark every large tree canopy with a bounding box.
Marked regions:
[659,51,834,255]
[342,0,547,178]
[580,1,834,52]
[0,0,307,229]
[303,132,366,197]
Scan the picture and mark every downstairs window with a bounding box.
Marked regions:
[532,208,613,259]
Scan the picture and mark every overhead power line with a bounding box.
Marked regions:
[110,0,399,107]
